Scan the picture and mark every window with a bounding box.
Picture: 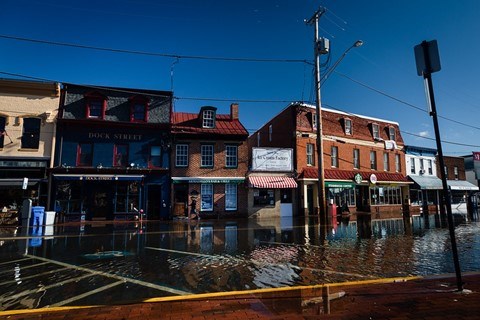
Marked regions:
[444,166,448,177]
[115,182,140,213]
[257,132,261,147]
[312,113,317,129]
[353,149,360,169]
[331,146,338,167]
[420,158,424,173]
[395,154,401,172]
[372,123,380,140]
[345,118,352,135]
[129,96,149,122]
[410,158,416,174]
[225,184,237,210]
[427,159,433,175]
[370,186,402,205]
[21,117,41,149]
[454,166,459,180]
[149,146,162,167]
[113,144,128,167]
[307,143,315,166]
[201,144,214,167]
[225,145,238,168]
[201,184,213,211]
[85,92,107,119]
[175,144,189,167]
[269,124,273,142]
[77,143,93,166]
[0,116,6,148]
[383,152,390,171]
[202,109,215,128]
[370,151,377,170]
[253,189,275,207]
[389,127,396,140]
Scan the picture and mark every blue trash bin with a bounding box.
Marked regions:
[31,206,45,227]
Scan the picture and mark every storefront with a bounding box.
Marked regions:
[408,175,442,214]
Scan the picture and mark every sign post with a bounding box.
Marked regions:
[414,40,463,292]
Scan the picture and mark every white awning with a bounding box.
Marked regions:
[447,180,479,191]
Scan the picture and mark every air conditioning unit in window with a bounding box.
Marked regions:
[419,169,425,175]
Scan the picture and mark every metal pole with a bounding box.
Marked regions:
[423,69,463,292]
[307,8,327,224]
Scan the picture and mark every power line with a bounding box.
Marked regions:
[335,71,480,131]
[0,34,312,64]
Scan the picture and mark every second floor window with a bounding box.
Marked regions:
[454,166,459,180]
[389,127,396,140]
[428,159,433,175]
[149,146,162,167]
[312,113,318,129]
[114,144,128,167]
[130,96,149,122]
[370,151,377,170]
[85,92,107,119]
[444,166,448,177]
[395,154,401,172]
[345,118,352,135]
[353,149,360,169]
[410,158,416,174]
[176,144,189,167]
[269,125,272,142]
[225,145,238,168]
[307,143,315,166]
[331,146,338,167]
[372,123,380,140]
[77,143,93,166]
[21,117,41,149]
[383,152,390,171]
[202,110,215,128]
[0,116,6,148]
[201,144,214,167]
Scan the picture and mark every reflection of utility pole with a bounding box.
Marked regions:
[306,7,328,224]
[414,40,463,292]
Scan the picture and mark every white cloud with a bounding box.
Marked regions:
[419,131,429,137]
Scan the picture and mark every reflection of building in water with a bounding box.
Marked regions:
[50,84,173,220]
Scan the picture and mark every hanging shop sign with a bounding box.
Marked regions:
[353,173,363,184]
[369,174,378,184]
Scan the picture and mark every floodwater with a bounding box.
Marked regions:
[0,215,479,310]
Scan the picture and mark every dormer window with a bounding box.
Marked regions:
[84,92,107,119]
[389,126,396,141]
[201,108,216,128]
[129,95,149,123]
[372,123,380,140]
[344,118,352,135]
[312,113,317,129]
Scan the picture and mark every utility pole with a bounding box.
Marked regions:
[414,40,463,292]
[306,8,328,224]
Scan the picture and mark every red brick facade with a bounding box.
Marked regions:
[437,156,466,180]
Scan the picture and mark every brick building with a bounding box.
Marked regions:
[249,103,410,219]
[51,84,172,220]
[0,79,60,211]
[171,104,249,218]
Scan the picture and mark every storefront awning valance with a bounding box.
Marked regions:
[408,175,443,190]
[447,180,479,191]
[53,174,144,181]
[248,176,297,189]
[0,179,43,187]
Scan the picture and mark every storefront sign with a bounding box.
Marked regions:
[326,181,355,189]
[88,132,143,141]
[369,174,377,184]
[172,178,244,184]
[252,148,293,172]
[353,173,363,184]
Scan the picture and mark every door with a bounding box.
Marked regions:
[307,185,314,215]
[147,184,162,219]
[173,183,188,217]
[88,182,113,220]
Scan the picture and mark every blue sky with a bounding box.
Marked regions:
[1,0,479,156]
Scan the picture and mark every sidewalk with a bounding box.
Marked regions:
[1,272,479,319]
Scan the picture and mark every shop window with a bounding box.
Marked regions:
[331,146,338,167]
[307,143,315,166]
[175,144,189,167]
[327,187,355,207]
[383,152,390,171]
[55,181,82,214]
[201,144,214,167]
[395,154,401,172]
[0,116,6,148]
[253,189,275,207]
[370,151,377,170]
[115,182,140,213]
[129,96,149,122]
[353,149,360,169]
[370,186,402,205]
[84,92,107,119]
[202,109,215,128]
[225,184,237,210]
[149,146,162,168]
[113,144,128,167]
[21,117,41,149]
[201,184,213,211]
[344,118,352,135]
[225,145,238,168]
[77,143,93,166]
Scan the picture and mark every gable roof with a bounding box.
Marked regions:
[172,112,248,136]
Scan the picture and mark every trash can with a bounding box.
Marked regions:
[45,211,56,225]
[30,206,45,227]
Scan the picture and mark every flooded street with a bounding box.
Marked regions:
[0,215,479,310]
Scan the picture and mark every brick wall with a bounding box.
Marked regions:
[438,156,466,180]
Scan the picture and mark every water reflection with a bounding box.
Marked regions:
[0,215,479,310]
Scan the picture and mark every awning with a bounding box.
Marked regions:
[248,176,297,189]
[447,180,479,191]
[408,175,443,190]
[53,174,144,181]
[0,179,43,187]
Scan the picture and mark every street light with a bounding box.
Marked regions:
[321,40,363,85]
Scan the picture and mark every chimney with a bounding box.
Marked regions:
[230,103,239,120]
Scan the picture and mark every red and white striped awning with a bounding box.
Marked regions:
[248,176,298,189]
